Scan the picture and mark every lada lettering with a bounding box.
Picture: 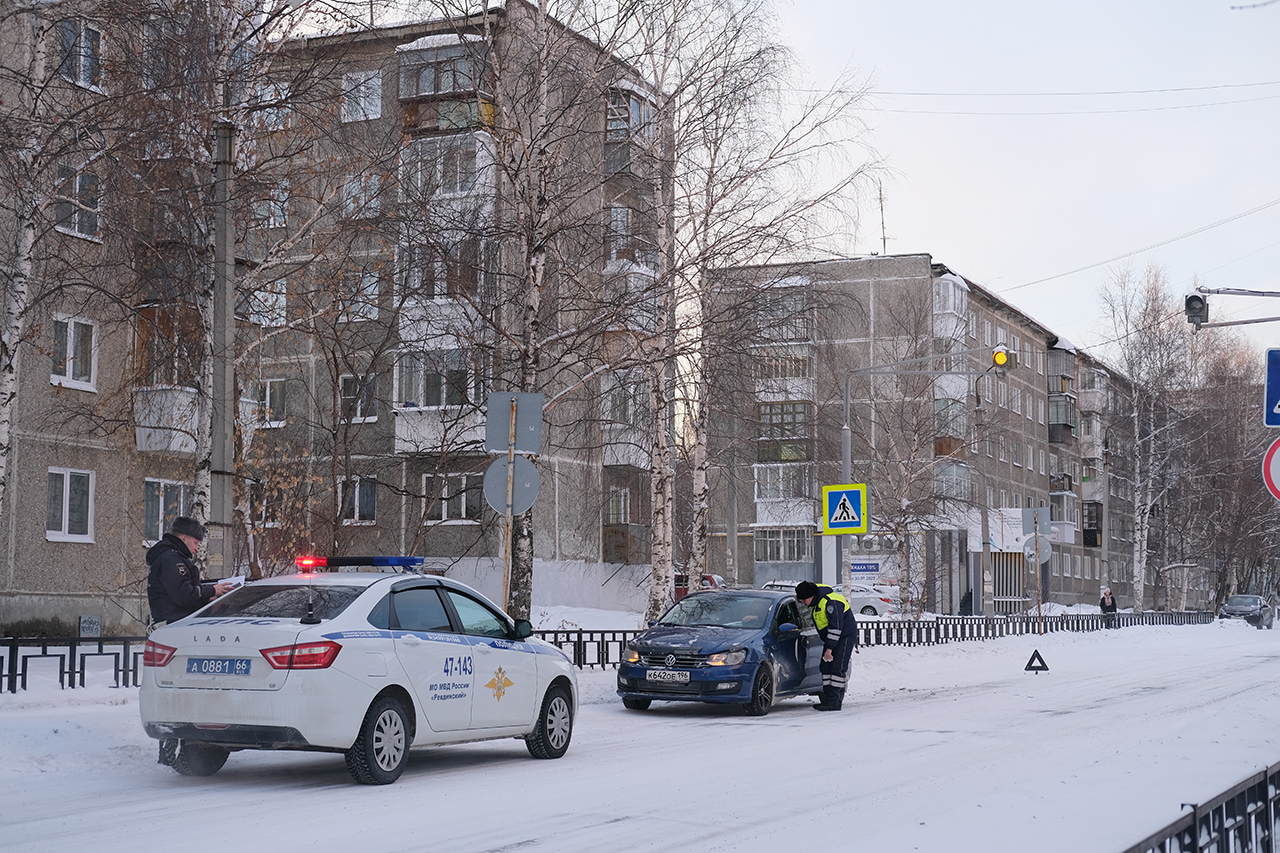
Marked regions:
[194,635,242,643]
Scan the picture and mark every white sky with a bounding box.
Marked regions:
[777,0,1280,352]
[2,618,1277,851]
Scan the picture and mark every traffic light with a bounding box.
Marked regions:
[992,344,1017,375]
[1185,294,1208,330]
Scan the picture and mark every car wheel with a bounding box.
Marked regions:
[622,696,651,711]
[345,695,410,785]
[171,742,229,777]
[743,664,775,717]
[860,606,877,616]
[527,684,574,759]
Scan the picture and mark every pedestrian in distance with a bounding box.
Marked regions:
[1100,587,1118,629]
[795,581,859,711]
[146,516,233,633]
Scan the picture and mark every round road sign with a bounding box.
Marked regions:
[1263,437,1280,503]
[1022,534,1053,565]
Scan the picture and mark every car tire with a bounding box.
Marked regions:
[171,742,229,777]
[743,664,775,717]
[345,695,410,785]
[622,696,651,711]
[526,684,574,759]
[860,606,877,616]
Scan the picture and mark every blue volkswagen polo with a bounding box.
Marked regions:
[617,590,824,715]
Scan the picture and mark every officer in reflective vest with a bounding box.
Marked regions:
[795,581,858,711]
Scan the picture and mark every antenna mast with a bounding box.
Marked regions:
[879,181,888,255]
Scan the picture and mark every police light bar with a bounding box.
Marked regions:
[294,556,425,571]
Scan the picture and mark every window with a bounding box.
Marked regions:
[1039,450,1046,475]
[340,476,376,523]
[607,206,658,268]
[251,81,290,130]
[402,239,495,302]
[51,315,95,390]
[249,481,281,528]
[756,351,812,380]
[1080,411,1099,437]
[59,19,102,88]
[1037,398,1045,425]
[55,165,100,238]
[756,290,810,343]
[1012,441,1023,467]
[754,464,812,500]
[1011,387,1022,415]
[249,279,287,326]
[1013,491,1021,507]
[253,183,288,229]
[47,467,93,541]
[399,45,483,97]
[404,134,477,197]
[935,462,970,500]
[339,271,378,322]
[999,489,1008,507]
[445,591,508,638]
[758,401,811,462]
[935,399,966,439]
[342,172,380,218]
[607,488,630,524]
[341,71,382,122]
[605,88,657,172]
[398,348,487,408]
[340,374,377,422]
[256,378,287,427]
[136,303,200,387]
[602,370,648,425]
[1052,553,1059,577]
[997,381,1007,409]
[143,479,189,541]
[983,319,992,347]
[425,473,483,521]
[754,528,813,562]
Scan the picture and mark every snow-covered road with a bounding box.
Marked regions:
[2,620,1276,853]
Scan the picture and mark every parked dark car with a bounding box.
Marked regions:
[617,590,823,715]
[1219,594,1276,629]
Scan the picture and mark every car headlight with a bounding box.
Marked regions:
[622,647,640,664]
[707,649,746,666]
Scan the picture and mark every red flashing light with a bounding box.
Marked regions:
[142,640,177,667]
[294,556,327,570]
[260,641,342,670]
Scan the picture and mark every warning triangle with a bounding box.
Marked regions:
[1024,650,1048,673]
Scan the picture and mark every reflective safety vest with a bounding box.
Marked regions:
[811,586,851,644]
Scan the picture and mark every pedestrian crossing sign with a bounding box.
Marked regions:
[821,484,868,535]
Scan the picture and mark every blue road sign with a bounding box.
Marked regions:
[822,484,868,535]
[1266,350,1280,428]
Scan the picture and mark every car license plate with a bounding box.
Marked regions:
[186,658,252,676]
[645,669,690,683]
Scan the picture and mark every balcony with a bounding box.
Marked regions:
[393,405,484,454]
[604,423,650,469]
[134,386,257,454]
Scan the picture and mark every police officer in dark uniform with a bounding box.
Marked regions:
[796,580,858,711]
[146,516,232,630]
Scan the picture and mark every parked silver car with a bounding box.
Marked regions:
[760,580,897,616]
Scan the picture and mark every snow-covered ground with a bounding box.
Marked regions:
[2,618,1276,852]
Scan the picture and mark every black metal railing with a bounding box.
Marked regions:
[1121,760,1279,853]
[0,611,1216,693]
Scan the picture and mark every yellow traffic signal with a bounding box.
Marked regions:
[992,345,1017,373]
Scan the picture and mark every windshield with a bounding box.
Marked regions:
[659,594,773,629]
[200,584,365,620]
[1226,595,1263,607]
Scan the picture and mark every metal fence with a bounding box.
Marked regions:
[1121,760,1280,853]
[0,611,1215,694]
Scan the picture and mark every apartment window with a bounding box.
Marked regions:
[338,271,379,322]
[756,351,812,380]
[404,134,477,197]
[425,473,483,522]
[997,381,1007,409]
[754,464,812,500]
[1080,411,1099,437]
[999,489,1008,507]
[1039,450,1046,475]
[935,399,966,439]
[342,172,380,218]
[998,436,1007,462]
[59,19,102,88]
[1037,398,1045,425]
[983,319,992,347]
[340,373,377,422]
[55,165,100,238]
[256,378,287,427]
[254,183,288,229]
[398,349,487,408]
[1026,392,1033,420]
[607,206,658,269]
[252,81,290,130]
[403,239,495,302]
[758,401,811,462]
[935,462,970,500]
[400,45,483,97]
[142,479,189,541]
[340,476,376,524]
[605,88,657,173]
[1052,552,1060,577]
[1074,555,1082,579]
[250,279,287,326]
[1013,491,1021,508]
[1050,454,1059,476]
[602,370,648,425]
[46,467,94,541]
[1011,388,1022,415]
[137,303,200,387]
[341,71,382,122]
[1012,441,1023,467]
[606,488,631,524]
[249,481,281,528]
[51,315,96,390]
[754,528,812,562]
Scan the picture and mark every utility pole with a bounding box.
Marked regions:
[209,111,236,578]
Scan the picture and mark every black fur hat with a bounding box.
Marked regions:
[170,516,206,542]
[795,581,818,601]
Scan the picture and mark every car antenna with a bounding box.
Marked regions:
[300,571,320,625]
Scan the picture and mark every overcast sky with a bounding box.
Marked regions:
[777,0,1280,353]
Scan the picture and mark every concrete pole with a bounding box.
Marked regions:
[209,117,236,579]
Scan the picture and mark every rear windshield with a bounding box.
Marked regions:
[199,584,366,620]
[659,593,773,629]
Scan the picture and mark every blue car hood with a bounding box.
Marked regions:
[634,625,758,655]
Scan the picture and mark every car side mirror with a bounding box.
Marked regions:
[512,619,533,640]
[777,622,800,636]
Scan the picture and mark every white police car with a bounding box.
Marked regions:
[139,557,577,784]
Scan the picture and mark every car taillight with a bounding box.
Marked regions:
[260,641,342,670]
[879,598,892,605]
[143,640,177,667]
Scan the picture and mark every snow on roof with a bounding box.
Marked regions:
[397,32,486,52]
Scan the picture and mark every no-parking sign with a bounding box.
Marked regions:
[1264,437,1280,503]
